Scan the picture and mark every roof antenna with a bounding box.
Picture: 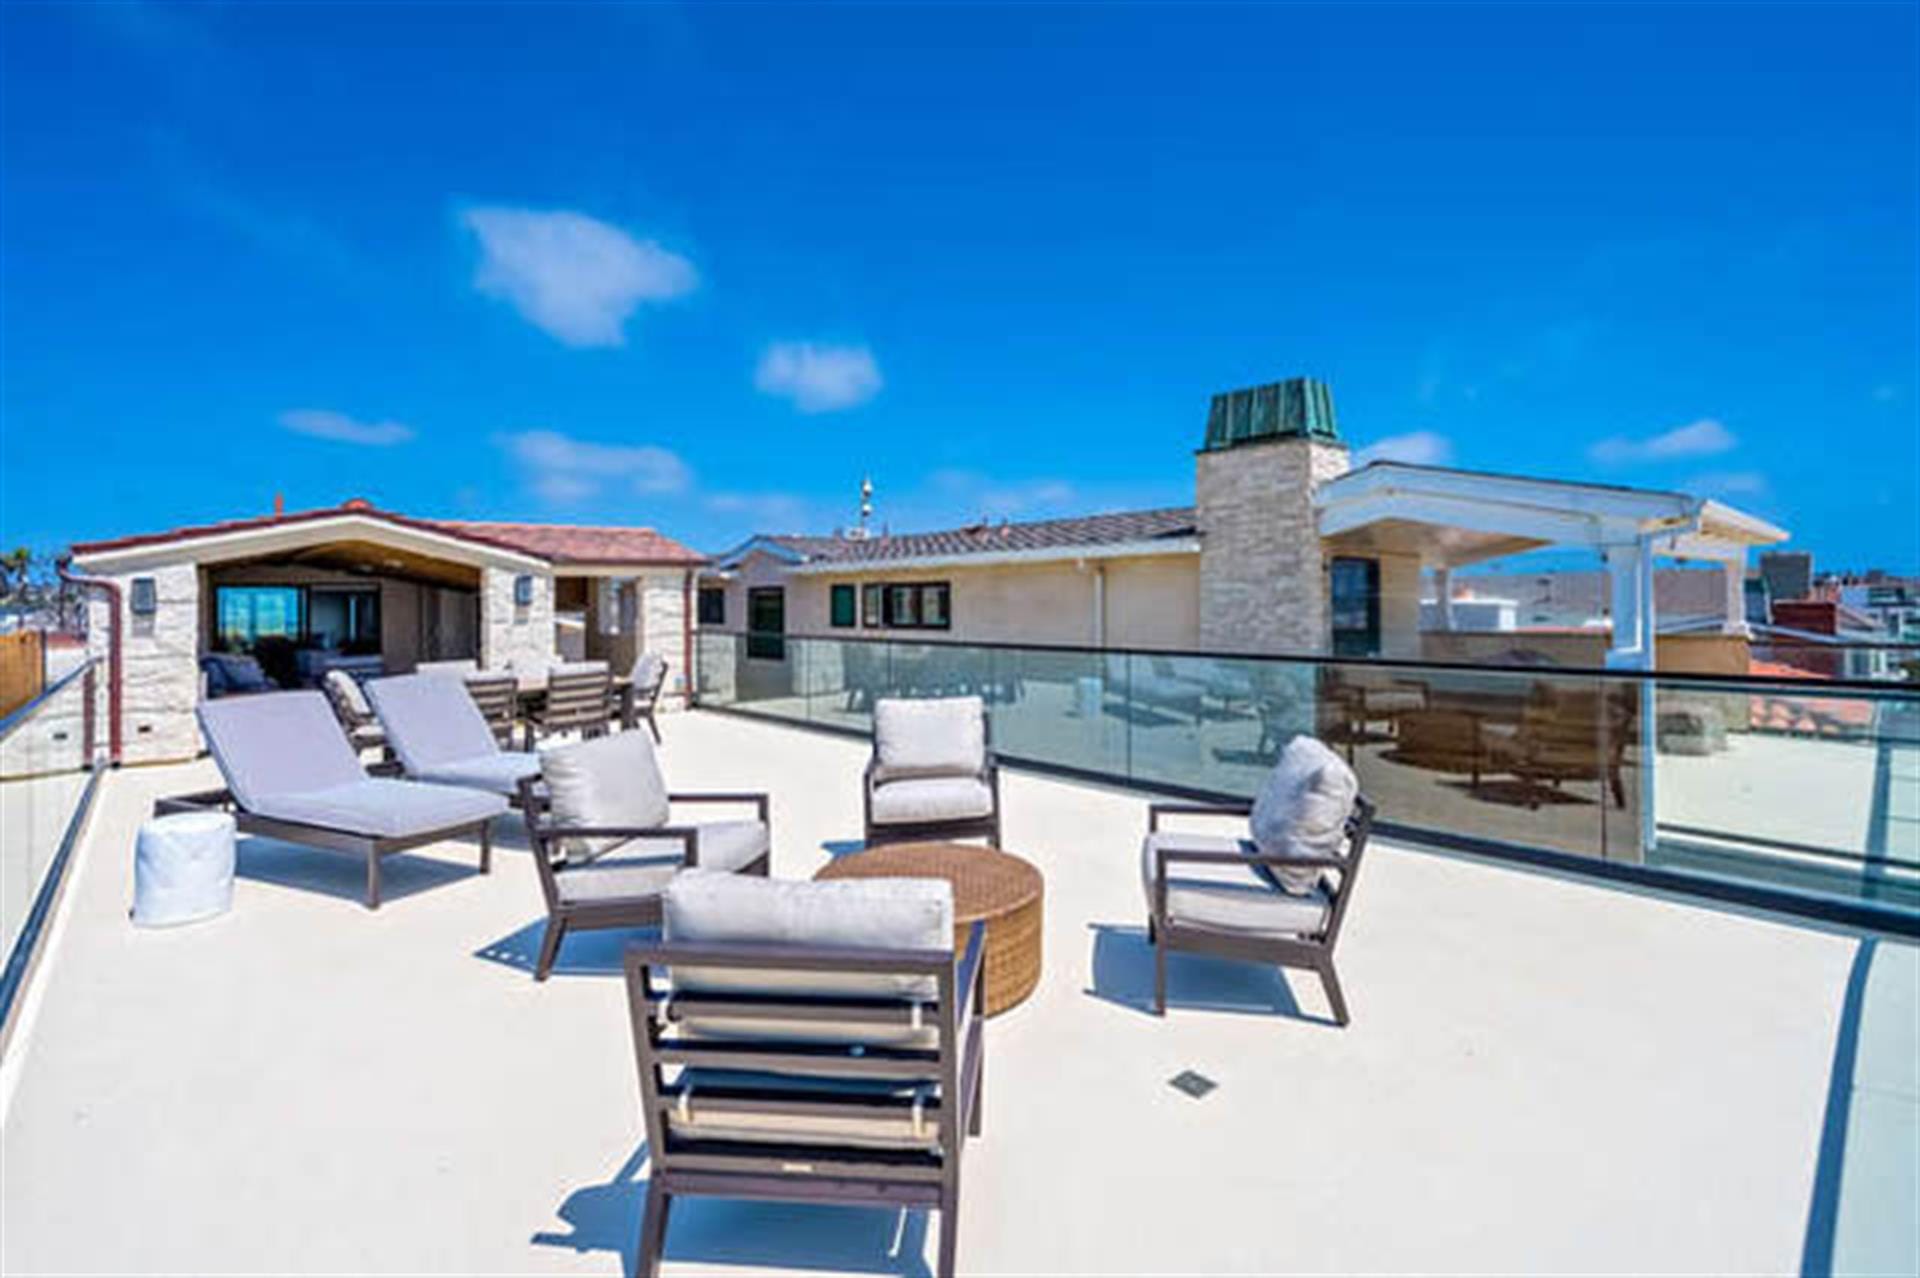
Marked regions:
[849,475,874,541]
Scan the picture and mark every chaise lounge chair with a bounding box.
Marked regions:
[625,871,985,1278]
[517,731,772,980]
[364,673,543,801]
[1143,735,1373,1024]
[163,690,506,909]
[863,696,1001,847]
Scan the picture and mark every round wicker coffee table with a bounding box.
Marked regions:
[814,842,1044,1016]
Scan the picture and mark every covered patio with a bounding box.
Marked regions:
[1315,462,1789,669]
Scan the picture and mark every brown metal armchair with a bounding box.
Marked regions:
[861,696,1002,847]
[623,875,986,1278]
[1144,793,1374,1025]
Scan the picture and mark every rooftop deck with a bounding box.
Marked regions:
[2,711,1914,1276]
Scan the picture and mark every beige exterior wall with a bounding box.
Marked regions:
[1377,552,1424,658]
[705,551,1201,651]
[1196,437,1351,654]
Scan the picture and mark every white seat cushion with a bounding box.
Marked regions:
[414,751,542,796]
[253,778,506,840]
[869,776,992,826]
[1248,735,1360,893]
[552,821,766,904]
[1140,830,1330,937]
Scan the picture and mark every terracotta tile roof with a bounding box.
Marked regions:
[431,521,706,566]
[71,500,704,567]
[756,506,1199,566]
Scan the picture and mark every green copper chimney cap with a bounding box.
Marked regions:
[1201,377,1341,451]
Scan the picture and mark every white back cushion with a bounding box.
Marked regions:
[1249,735,1360,894]
[197,691,365,811]
[664,870,954,1003]
[872,696,985,783]
[364,674,499,774]
[541,731,670,862]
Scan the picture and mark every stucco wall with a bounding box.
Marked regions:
[1377,552,1424,658]
[1196,436,1351,655]
[706,551,1201,651]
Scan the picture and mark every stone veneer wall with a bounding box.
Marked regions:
[1195,437,1351,655]
[480,566,556,673]
[637,570,692,709]
[86,562,202,765]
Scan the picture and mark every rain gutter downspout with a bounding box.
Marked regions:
[682,569,695,709]
[55,557,122,768]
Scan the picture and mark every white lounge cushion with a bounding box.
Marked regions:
[869,775,992,826]
[198,691,366,813]
[414,751,542,797]
[1140,831,1330,937]
[1248,735,1360,894]
[541,732,671,863]
[252,777,506,839]
[872,696,985,782]
[364,674,501,777]
[632,651,668,694]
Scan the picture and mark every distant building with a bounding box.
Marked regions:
[1759,550,1814,603]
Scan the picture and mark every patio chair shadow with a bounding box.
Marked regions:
[1084,923,1309,1020]
[474,917,658,978]
[533,1145,934,1278]
[234,837,475,906]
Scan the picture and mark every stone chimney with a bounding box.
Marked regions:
[1195,377,1350,654]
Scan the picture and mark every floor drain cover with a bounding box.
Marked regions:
[1168,1070,1217,1099]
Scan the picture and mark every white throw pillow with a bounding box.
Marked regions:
[1248,735,1360,894]
[541,732,671,863]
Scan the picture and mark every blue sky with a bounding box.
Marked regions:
[3,2,1915,569]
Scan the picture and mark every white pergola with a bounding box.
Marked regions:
[1315,463,1790,670]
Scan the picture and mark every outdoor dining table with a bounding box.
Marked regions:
[510,672,639,732]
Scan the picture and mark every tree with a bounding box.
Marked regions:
[0,547,30,601]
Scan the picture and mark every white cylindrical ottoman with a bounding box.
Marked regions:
[133,811,237,927]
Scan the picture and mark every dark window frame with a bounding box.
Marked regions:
[746,587,786,661]
[697,586,726,626]
[861,583,884,628]
[1329,557,1382,658]
[858,581,952,632]
[829,583,858,628]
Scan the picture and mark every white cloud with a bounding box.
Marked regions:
[706,491,812,528]
[1356,430,1454,467]
[754,342,883,413]
[463,207,697,347]
[1589,418,1736,465]
[499,430,692,504]
[1684,470,1770,498]
[279,409,414,447]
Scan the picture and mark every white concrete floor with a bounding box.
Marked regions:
[1,711,1910,1276]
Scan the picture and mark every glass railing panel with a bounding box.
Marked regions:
[984,645,1127,779]
[1319,661,1643,863]
[1122,653,1317,798]
[1652,678,1920,913]
[1,662,98,1010]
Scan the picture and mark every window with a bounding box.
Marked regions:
[308,587,380,653]
[861,583,884,628]
[1329,557,1381,657]
[746,587,785,661]
[215,586,305,652]
[870,582,952,631]
[829,583,857,628]
[697,586,726,626]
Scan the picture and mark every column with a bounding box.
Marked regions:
[1433,567,1456,631]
